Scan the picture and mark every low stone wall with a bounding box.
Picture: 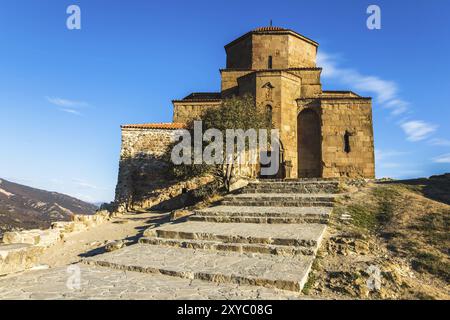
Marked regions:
[0,210,110,276]
[0,244,44,276]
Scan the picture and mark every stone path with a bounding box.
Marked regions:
[84,179,339,294]
[0,264,306,300]
[143,221,326,246]
[85,244,315,291]
[220,193,337,207]
[0,179,339,299]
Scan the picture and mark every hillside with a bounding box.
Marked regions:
[305,174,450,299]
[0,178,98,235]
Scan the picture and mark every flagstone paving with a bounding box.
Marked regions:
[0,264,307,300]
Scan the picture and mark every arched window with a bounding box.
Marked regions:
[268,56,273,69]
[344,130,351,153]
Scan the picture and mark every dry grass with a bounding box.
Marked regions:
[310,176,450,299]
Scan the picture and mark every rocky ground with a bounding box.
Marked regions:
[0,176,448,300]
[305,177,450,299]
[0,212,309,300]
[35,212,168,268]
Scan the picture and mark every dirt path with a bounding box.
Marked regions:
[37,212,169,268]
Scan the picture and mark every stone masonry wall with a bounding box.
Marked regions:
[173,101,221,123]
[115,128,177,212]
[320,98,375,178]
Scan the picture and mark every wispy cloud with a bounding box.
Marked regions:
[400,120,438,142]
[317,51,440,144]
[46,97,88,108]
[433,153,450,163]
[429,138,450,147]
[45,96,89,115]
[60,108,82,115]
[317,52,408,114]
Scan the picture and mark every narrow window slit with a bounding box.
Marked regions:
[344,130,351,153]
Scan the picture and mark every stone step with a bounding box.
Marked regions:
[221,193,337,207]
[0,263,309,299]
[143,221,326,247]
[242,181,340,194]
[225,193,338,201]
[83,244,316,292]
[241,188,336,194]
[195,205,331,218]
[189,215,328,224]
[139,237,316,256]
[221,200,334,207]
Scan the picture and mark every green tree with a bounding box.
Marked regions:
[169,94,272,191]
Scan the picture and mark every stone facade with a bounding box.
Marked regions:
[115,26,375,207]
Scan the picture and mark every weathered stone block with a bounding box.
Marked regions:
[0,244,44,275]
[36,229,61,247]
[2,230,41,245]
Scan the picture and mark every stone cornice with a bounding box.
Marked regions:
[220,67,322,73]
[297,97,372,102]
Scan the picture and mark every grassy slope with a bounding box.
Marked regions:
[306,176,450,299]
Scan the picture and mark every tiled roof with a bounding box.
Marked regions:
[253,26,288,32]
[172,98,222,103]
[183,92,221,100]
[121,123,186,130]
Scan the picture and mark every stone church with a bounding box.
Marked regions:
[116,26,375,208]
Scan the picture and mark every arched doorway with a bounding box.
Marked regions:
[297,109,322,178]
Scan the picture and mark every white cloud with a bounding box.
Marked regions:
[45,96,89,116]
[60,108,81,115]
[433,153,450,163]
[384,99,410,116]
[46,97,88,108]
[317,51,441,144]
[317,51,399,106]
[400,120,438,142]
[429,138,450,147]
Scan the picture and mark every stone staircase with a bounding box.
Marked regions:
[84,179,340,293]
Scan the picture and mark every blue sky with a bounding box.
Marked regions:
[0,0,449,203]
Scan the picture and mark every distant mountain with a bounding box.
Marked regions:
[0,178,98,235]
